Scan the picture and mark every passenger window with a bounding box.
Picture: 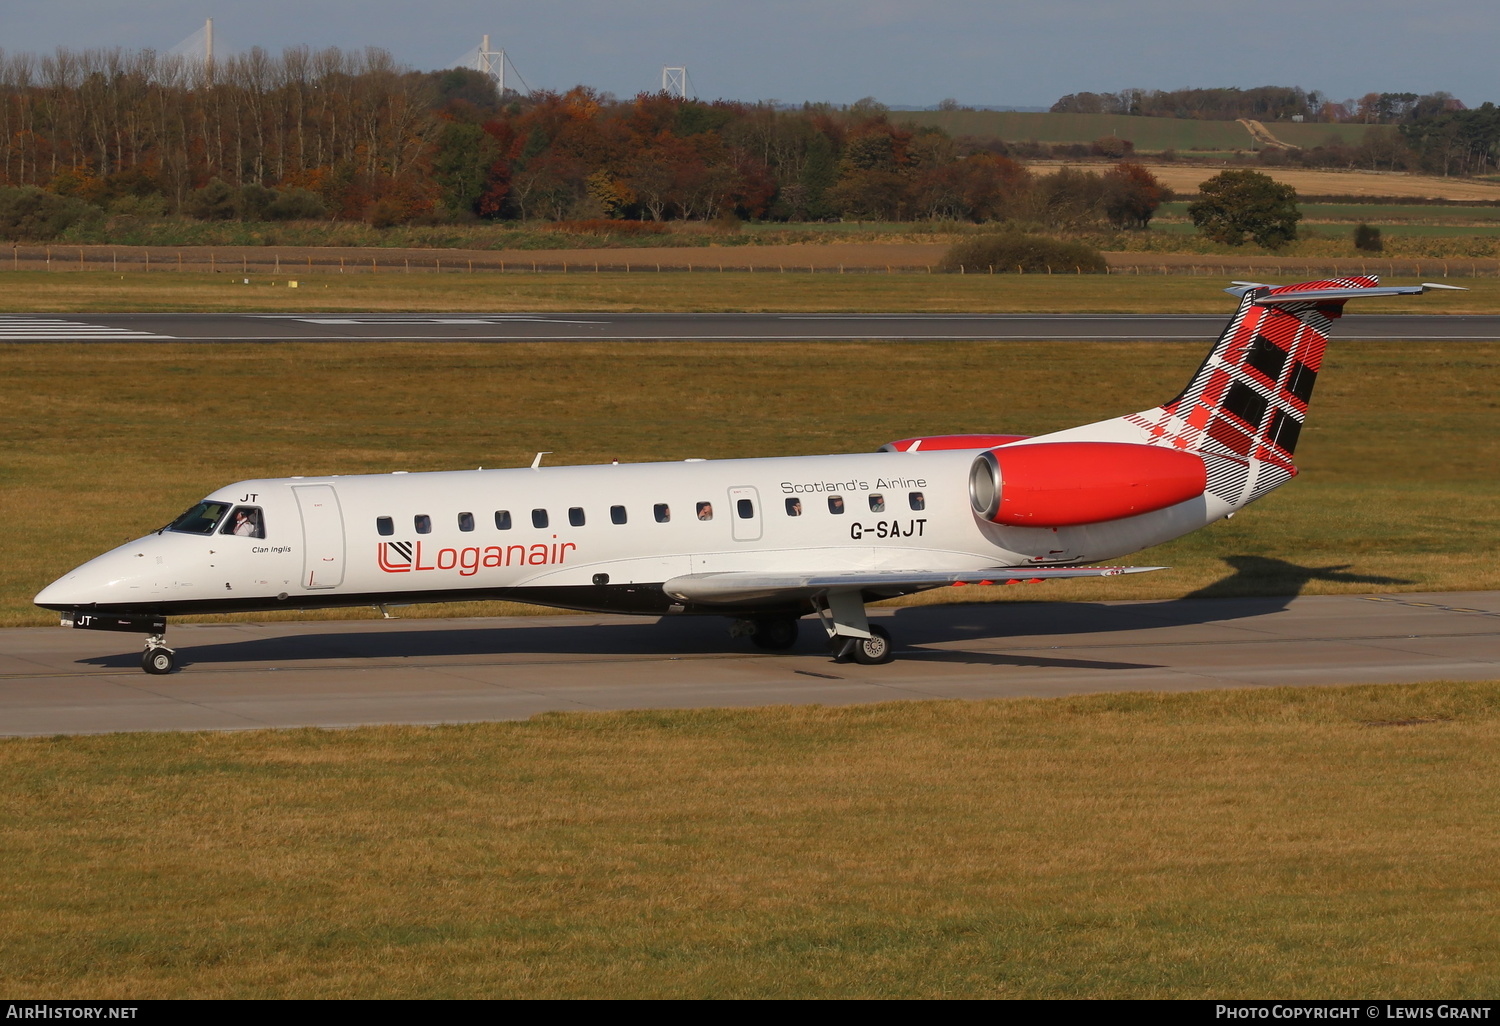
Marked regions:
[569,507,585,527]
[458,512,475,532]
[736,498,754,519]
[785,497,803,516]
[415,514,432,535]
[654,503,671,523]
[167,501,231,536]
[222,506,266,539]
[532,509,549,529]
[495,510,512,530]
[869,494,885,513]
[376,516,394,537]
[696,501,714,521]
[827,495,845,515]
[611,505,627,525]
[909,492,925,511]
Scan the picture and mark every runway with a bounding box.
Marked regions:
[2,312,1500,342]
[3,592,1497,736]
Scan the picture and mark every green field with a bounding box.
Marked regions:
[899,111,1375,153]
[2,682,1497,997]
[1151,221,1500,239]
[5,338,1497,627]
[1261,121,1381,149]
[1299,224,1500,239]
[4,271,1500,316]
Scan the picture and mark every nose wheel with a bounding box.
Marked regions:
[141,635,177,675]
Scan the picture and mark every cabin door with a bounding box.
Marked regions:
[728,486,763,542]
[293,484,346,589]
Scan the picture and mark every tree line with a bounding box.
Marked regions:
[1049,86,1465,124]
[0,46,1174,233]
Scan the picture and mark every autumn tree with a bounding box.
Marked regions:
[1102,162,1171,229]
[1029,167,1105,229]
[1189,169,1300,248]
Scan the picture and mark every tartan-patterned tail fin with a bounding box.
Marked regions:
[1118,277,1463,508]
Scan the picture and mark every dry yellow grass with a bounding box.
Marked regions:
[1,682,1496,997]
[1045,162,1500,201]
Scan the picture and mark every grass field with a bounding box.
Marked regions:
[1152,221,1500,239]
[4,271,1500,315]
[2,681,1497,997]
[900,110,1319,152]
[5,339,1497,626]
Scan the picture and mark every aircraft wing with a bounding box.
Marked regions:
[663,565,1165,605]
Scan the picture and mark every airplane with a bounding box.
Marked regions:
[35,277,1462,675]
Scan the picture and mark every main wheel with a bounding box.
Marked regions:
[141,647,176,675]
[750,617,799,651]
[850,625,895,666]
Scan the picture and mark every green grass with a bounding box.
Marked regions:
[1152,221,1500,239]
[1259,122,1382,148]
[2,682,1497,997]
[1302,224,1500,239]
[4,271,1500,315]
[4,340,1497,626]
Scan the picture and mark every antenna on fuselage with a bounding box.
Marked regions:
[531,452,552,469]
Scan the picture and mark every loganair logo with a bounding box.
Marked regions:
[377,539,577,577]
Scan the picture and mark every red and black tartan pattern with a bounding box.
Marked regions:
[1125,277,1377,505]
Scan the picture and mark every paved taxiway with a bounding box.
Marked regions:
[3,592,1496,736]
[2,312,1499,342]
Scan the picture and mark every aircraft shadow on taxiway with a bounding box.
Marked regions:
[77,557,1408,672]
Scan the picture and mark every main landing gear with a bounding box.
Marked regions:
[731,602,896,664]
[832,624,894,665]
[749,616,800,651]
[815,590,896,666]
[141,634,177,675]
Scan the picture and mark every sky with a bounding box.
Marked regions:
[2,1,1492,109]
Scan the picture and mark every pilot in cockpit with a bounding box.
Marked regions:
[231,509,263,538]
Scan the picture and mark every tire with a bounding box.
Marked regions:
[141,648,176,675]
[851,624,895,665]
[750,617,799,651]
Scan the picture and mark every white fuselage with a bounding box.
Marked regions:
[35,447,1226,618]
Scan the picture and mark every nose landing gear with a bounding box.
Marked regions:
[141,634,177,675]
[59,611,177,675]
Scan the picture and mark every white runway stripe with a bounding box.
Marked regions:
[0,316,171,340]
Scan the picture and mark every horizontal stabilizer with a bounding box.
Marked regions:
[1226,282,1469,305]
[664,566,1165,605]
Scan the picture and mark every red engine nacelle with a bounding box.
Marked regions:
[969,441,1207,527]
[880,434,1030,453]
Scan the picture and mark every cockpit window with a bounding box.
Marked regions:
[168,501,231,536]
[221,506,266,539]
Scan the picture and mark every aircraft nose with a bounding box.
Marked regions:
[33,545,161,611]
[33,574,83,610]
